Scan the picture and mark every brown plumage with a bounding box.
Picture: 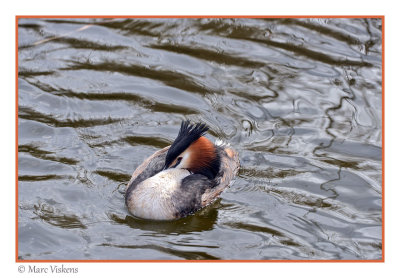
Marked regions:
[186,136,217,172]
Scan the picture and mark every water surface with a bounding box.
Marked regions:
[17,17,382,260]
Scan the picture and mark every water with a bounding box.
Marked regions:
[17,17,382,260]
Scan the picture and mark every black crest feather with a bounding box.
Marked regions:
[164,121,209,168]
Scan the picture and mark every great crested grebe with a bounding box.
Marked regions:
[125,120,240,220]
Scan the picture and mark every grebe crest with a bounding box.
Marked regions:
[163,121,220,179]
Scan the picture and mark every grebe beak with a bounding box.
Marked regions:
[162,156,183,171]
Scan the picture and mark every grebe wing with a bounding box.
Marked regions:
[126,146,170,191]
[172,174,214,218]
[200,146,240,207]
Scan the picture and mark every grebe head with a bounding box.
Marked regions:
[163,121,220,179]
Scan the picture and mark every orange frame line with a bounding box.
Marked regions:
[381,16,385,263]
[15,15,19,264]
[16,15,384,19]
[15,15,385,263]
[18,259,383,263]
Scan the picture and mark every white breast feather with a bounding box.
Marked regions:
[127,168,190,220]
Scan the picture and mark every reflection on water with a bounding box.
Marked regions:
[18,17,382,260]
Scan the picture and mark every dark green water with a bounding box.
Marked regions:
[17,18,382,260]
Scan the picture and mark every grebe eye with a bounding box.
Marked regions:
[172,157,183,168]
